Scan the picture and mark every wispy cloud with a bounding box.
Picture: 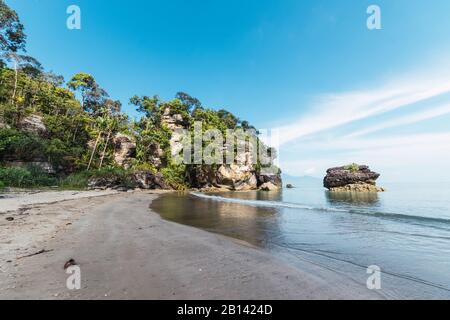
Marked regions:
[275,65,450,181]
[281,132,450,181]
[276,74,450,146]
[346,103,450,138]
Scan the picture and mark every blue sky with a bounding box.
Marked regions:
[7,0,450,182]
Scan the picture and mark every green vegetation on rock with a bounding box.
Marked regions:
[0,1,279,191]
[343,163,360,173]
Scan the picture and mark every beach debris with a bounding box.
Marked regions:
[17,249,53,260]
[64,259,77,270]
[5,217,14,221]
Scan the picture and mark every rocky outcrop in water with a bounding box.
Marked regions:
[258,173,282,189]
[217,164,258,191]
[187,165,281,191]
[113,133,136,169]
[260,182,279,191]
[186,164,257,191]
[324,164,384,192]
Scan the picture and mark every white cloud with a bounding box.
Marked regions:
[276,74,450,146]
[346,103,450,138]
[280,132,450,181]
[273,63,450,182]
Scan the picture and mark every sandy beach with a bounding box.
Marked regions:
[0,191,383,300]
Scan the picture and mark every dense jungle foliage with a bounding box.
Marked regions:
[0,1,271,190]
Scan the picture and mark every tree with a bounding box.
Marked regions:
[2,52,42,106]
[0,0,26,54]
[130,95,161,125]
[68,72,109,113]
[217,109,239,129]
[175,92,201,113]
[103,99,121,114]
[43,71,64,87]
[0,1,31,117]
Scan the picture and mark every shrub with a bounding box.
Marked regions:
[60,167,136,190]
[0,128,46,161]
[0,180,5,190]
[59,171,91,190]
[343,163,360,172]
[161,164,188,190]
[0,166,58,188]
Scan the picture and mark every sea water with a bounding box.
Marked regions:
[151,180,450,299]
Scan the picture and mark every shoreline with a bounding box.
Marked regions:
[0,190,383,299]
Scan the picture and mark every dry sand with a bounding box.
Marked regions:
[0,191,383,300]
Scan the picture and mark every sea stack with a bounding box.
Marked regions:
[323,164,385,192]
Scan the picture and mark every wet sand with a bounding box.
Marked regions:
[0,191,383,299]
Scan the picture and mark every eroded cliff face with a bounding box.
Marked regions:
[113,133,136,170]
[110,108,282,191]
[163,108,282,191]
[324,165,385,192]
[2,114,55,174]
[19,114,47,137]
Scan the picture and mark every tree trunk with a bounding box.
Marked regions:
[87,131,102,171]
[72,123,80,143]
[99,130,112,169]
[11,59,18,105]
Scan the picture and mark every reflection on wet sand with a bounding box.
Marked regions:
[151,192,282,247]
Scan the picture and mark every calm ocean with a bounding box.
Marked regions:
[152,180,450,299]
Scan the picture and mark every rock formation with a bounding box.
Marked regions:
[0,117,10,129]
[258,173,282,189]
[18,114,47,136]
[162,107,282,191]
[147,143,165,169]
[260,182,279,191]
[324,164,384,192]
[130,171,168,190]
[113,133,136,169]
[217,164,258,191]
[105,107,282,191]
[162,107,187,165]
[88,171,168,191]
[162,107,187,131]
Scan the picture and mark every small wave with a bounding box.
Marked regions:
[191,192,450,226]
[191,192,347,212]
